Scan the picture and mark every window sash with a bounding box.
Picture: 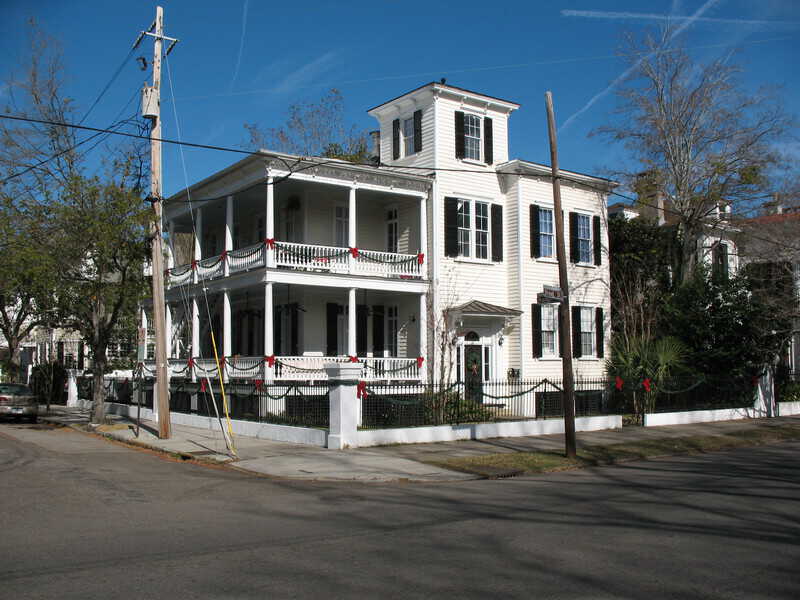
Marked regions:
[457,200,471,257]
[387,305,398,357]
[475,202,489,259]
[539,208,554,258]
[386,208,398,253]
[402,118,415,157]
[541,304,558,356]
[464,114,481,161]
[580,307,595,356]
[577,214,592,263]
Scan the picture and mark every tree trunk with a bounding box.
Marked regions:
[91,358,107,424]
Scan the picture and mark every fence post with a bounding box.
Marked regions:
[325,362,363,450]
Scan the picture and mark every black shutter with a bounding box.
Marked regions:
[392,118,400,160]
[559,304,565,357]
[491,204,503,262]
[413,110,422,154]
[326,303,338,355]
[593,215,602,266]
[531,303,542,358]
[356,305,368,356]
[372,306,385,355]
[595,307,604,359]
[569,212,579,263]
[274,308,283,356]
[290,303,299,356]
[571,306,582,358]
[530,204,540,258]
[483,117,493,165]
[78,342,85,370]
[444,197,459,257]
[454,111,465,159]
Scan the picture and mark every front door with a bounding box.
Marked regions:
[464,344,483,403]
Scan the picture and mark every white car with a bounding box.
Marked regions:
[0,384,38,423]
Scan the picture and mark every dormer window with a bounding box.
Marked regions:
[402,118,415,156]
[392,110,422,160]
[464,114,481,161]
[455,111,493,165]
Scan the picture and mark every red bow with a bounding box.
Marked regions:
[416,356,424,369]
[265,355,275,367]
[219,357,226,368]
[642,378,652,393]
[265,238,275,249]
[220,249,227,260]
[188,357,194,367]
[199,378,207,393]
[191,259,198,270]
[349,355,359,363]
[253,379,263,391]
[356,381,367,399]
[417,253,425,265]
[615,376,624,391]
[350,247,359,258]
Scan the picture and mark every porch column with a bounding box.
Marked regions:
[348,186,357,273]
[223,291,231,381]
[266,175,275,268]
[224,195,233,276]
[193,207,203,284]
[348,287,357,358]
[165,303,173,359]
[264,282,274,381]
[139,308,148,362]
[419,293,427,379]
[419,194,427,266]
[191,297,199,382]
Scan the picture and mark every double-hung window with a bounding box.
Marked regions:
[402,118,415,157]
[576,214,592,264]
[580,307,595,357]
[457,199,490,259]
[386,208,399,253]
[539,208,554,258]
[541,304,558,356]
[464,114,481,161]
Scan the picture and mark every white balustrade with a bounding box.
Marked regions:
[361,357,420,380]
[275,355,350,381]
[226,356,263,379]
[274,242,350,273]
[168,265,193,287]
[193,358,221,378]
[355,249,421,278]
[228,243,266,274]
[168,358,192,378]
[197,255,224,280]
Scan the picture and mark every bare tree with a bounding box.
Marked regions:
[597,29,795,284]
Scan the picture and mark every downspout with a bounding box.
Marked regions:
[516,173,525,378]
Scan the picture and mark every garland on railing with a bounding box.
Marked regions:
[481,377,563,400]
[226,359,262,373]
[198,254,225,269]
[168,264,193,277]
[229,244,265,260]
[355,250,422,266]
[170,360,190,375]
[361,356,424,374]
[362,381,461,405]
[273,241,350,261]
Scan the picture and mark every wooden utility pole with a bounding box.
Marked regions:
[146,6,170,438]
[545,91,577,459]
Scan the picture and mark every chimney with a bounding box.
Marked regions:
[369,130,380,164]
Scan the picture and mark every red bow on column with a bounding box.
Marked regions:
[191,259,198,270]
[615,376,624,391]
[265,238,275,249]
[199,378,207,393]
[642,378,652,393]
[253,379,263,392]
[416,356,424,369]
[265,355,276,368]
[350,247,359,258]
[349,355,359,363]
[356,381,367,399]
[188,357,195,368]
[220,249,227,260]
[417,253,425,265]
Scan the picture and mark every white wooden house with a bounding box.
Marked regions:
[141,82,615,387]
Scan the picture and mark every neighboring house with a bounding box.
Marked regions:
[143,82,615,388]
[736,207,800,373]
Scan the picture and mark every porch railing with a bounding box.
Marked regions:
[144,355,421,382]
[166,240,423,286]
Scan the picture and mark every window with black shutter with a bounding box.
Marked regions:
[595,307,604,358]
[454,111,465,159]
[569,212,579,263]
[444,197,459,257]
[571,306,582,358]
[413,109,422,154]
[531,303,542,358]
[530,205,540,258]
[491,204,503,262]
[392,118,400,160]
[484,117,493,165]
[593,215,602,266]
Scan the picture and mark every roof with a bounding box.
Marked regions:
[739,211,800,226]
[497,159,618,189]
[449,300,522,317]
[368,81,520,113]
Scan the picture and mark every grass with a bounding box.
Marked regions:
[430,423,800,478]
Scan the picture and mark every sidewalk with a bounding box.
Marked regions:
[41,406,798,482]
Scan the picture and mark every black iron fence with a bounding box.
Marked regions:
[359,378,613,430]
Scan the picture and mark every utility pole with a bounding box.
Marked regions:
[545,91,577,459]
[140,6,178,439]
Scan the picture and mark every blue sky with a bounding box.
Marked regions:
[1,0,798,196]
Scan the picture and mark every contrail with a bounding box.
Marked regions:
[229,0,250,93]
[559,0,721,133]
[562,9,800,28]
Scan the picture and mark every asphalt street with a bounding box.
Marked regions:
[1,421,798,599]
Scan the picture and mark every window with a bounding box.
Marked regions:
[580,307,595,357]
[539,208,554,258]
[386,305,398,357]
[456,199,490,259]
[464,114,481,161]
[386,208,398,253]
[335,205,348,247]
[712,242,729,279]
[402,118,415,157]
[457,200,472,257]
[541,304,558,356]
[576,214,592,263]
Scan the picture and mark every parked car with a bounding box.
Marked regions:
[0,383,38,423]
